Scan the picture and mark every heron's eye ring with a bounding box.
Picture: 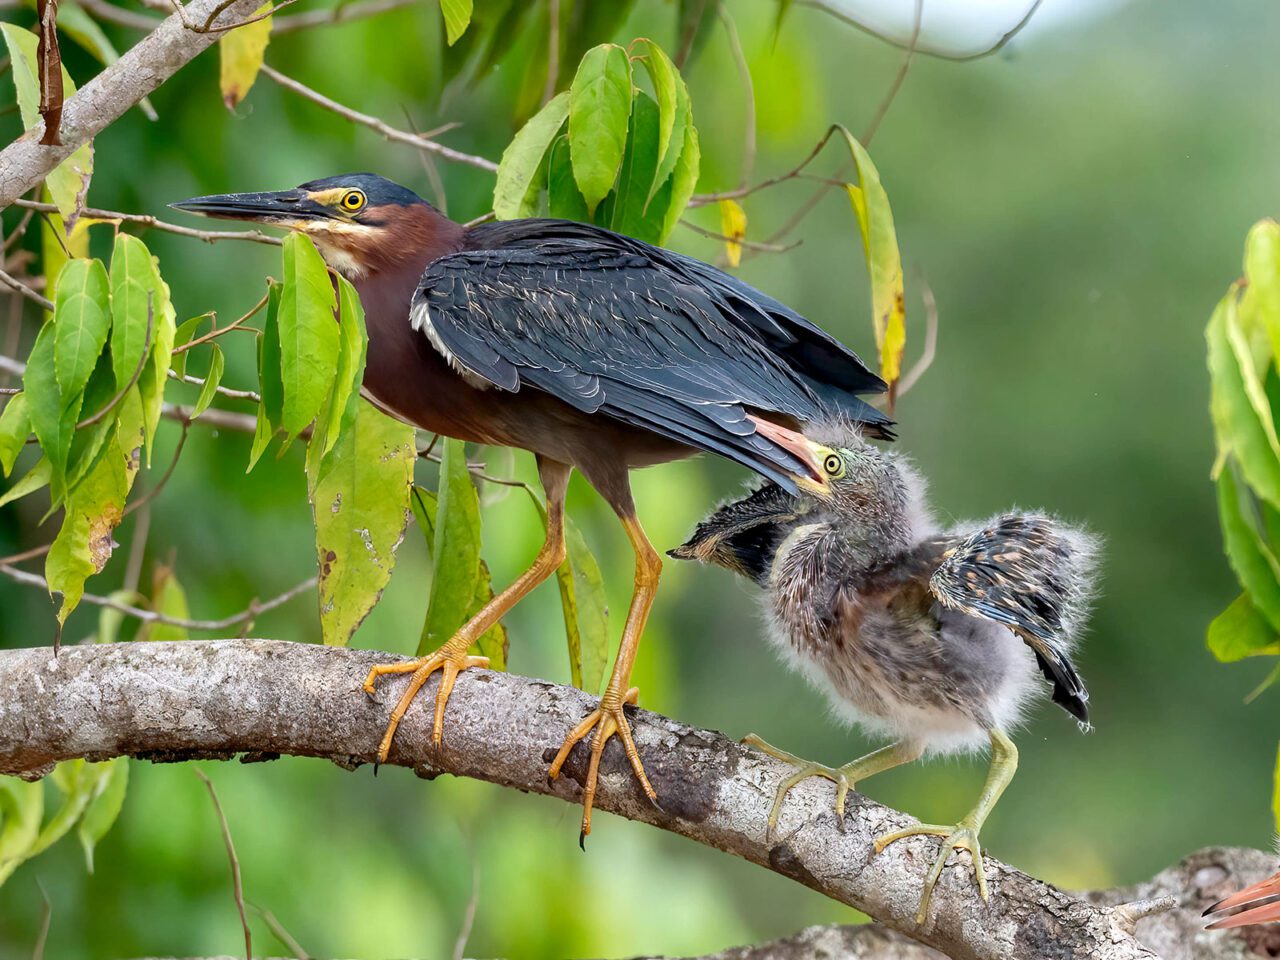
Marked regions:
[340,190,366,212]
[822,453,846,478]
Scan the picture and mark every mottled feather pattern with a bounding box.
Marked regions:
[409,219,891,490]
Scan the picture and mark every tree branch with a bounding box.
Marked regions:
[0,0,267,209]
[0,638,1162,960]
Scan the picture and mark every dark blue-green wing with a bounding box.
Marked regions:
[411,219,890,489]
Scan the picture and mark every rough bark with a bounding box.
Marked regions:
[0,639,1196,960]
[0,0,265,208]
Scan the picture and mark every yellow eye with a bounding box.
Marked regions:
[821,451,846,479]
[340,190,366,212]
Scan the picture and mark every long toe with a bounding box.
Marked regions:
[365,645,487,763]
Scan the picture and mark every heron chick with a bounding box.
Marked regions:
[671,424,1099,923]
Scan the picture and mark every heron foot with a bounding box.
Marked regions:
[875,819,988,925]
[548,685,656,842]
[362,641,490,764]
[742,736,923,839]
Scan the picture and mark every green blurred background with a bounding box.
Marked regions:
[2,0,1278,956]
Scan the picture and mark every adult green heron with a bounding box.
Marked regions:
[172,173,890,837]
[672,424,1098,922]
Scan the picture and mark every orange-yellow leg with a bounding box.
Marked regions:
[548,513,661,842]
[363,461,570,764]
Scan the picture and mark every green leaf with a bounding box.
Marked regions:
[310,400,416,646]
[218,5,273,109]
[0,393,30,477]
[634,40,689,205]
[494,90,570,220]
[839,128,905,386]
[0,24,93,220]
[420,438,482,655]
[52,259,111,403]
[660,123,700,243]
[279,234,339,440]
[547,135,590,222]
[171,314,210,379]
[320,276,367,458]
[603,91,664,244]
[568,43,633,215]
[0,777,43,886]
[555,515,609,694]
[1217,466,1280,633]
[23,323,82,504]
[143,564,191,642]
[0,457,51,509]
[65,353,119,494]
[439,0,472,44]
[77,758,128,873]
[29,761,98,860]
[259,280,285,428]
[1225,289,1280,462]
[41,199,92,308]
[1243,220,1280,367]
[1209,292,1280,507]
[192,345,225,419]
[1208,591,1280,662]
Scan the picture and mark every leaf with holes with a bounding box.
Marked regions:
[494,90,569,220]
[311,399,416,646]
[279,234,339,440]
[568,43,632,215]
[219,4,272,109]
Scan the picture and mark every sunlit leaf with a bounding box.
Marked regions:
[719,199,746,268]
[420,438,483,655]
[311,400,416,646]
[41,199,92,307]
[569,43,632,215]
[634,39,689,206]
[219,4,272,109]
[0,24,93,221]
[321,276,368,457]
[110,235,174,468]
[52,258,110,404]
[660,124,700,243]
[171,313,210,379]
[0,394,30,477]
[1243,220,1280,368]
[494,90,569,220]
[23,323,82,504]
[278,234,339,440]
[1209,292,1280,507]
[839,129,905,386]
[555,515,609,694]
[439,0,472,44]
[143,564,191,642]
[1225,290,1280,462]
[77,757,128,873]
[0,457,51,509]
[192,345,225,419]
[1208,591,1280,662]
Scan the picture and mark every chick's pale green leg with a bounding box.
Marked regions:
[874,728,1019,925]
[363,461,571,763]
[743,736,924,838]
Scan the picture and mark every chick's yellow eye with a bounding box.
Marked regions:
[822,452,845,478]
[340,190,365,212]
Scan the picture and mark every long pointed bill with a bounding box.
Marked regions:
[169,189,336,227]
[746,414,826,491]
[1204,872,1280,929]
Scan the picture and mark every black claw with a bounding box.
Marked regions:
[578,829,587,851]
[648,793,665,814]
[373,761,380,777]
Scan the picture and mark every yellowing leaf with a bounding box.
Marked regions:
[568,43,633,215]
[311,399,416,646]
[839,129,905,386]
[439,0,472,45]
[218,5,272,109]
[719,199,746,268]
[494,91,570,220]
[0,24,93,221]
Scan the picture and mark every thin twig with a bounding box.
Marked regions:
[689,126,836,207]
[795,0,1043,63]
[895,278,938,399]
[0,563,318,631]
[678,218,800,254]
[452,860,480,960]
[861,0,924,147]
[123,503,150,595]
[249,904,309,960]
[0,267,53,311]
[718,3,756,191]
[32,879,51,960]
[12,199,281,245]
[169,370,260,403]
[272,0,415,34]
[194,769,252,960]
[172,291,268,356]
[74,0,163,29]
[259,65,499,173]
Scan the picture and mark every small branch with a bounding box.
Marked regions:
[259,65,499,173]
[795,0,1044,63]
[717,2,756,191]
[194,770,252,960]
[172,291,268,356]
[0,639,1159,960]
[12,199,282,246]
[169,369,260,403]
[272,0,416,34]
[895,279,938,399]
[861,0,924,147]
[0,0,269,208]
[0,266,53,311]
[678,218,800,254]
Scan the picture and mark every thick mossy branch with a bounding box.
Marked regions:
[0,639,1190,959]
